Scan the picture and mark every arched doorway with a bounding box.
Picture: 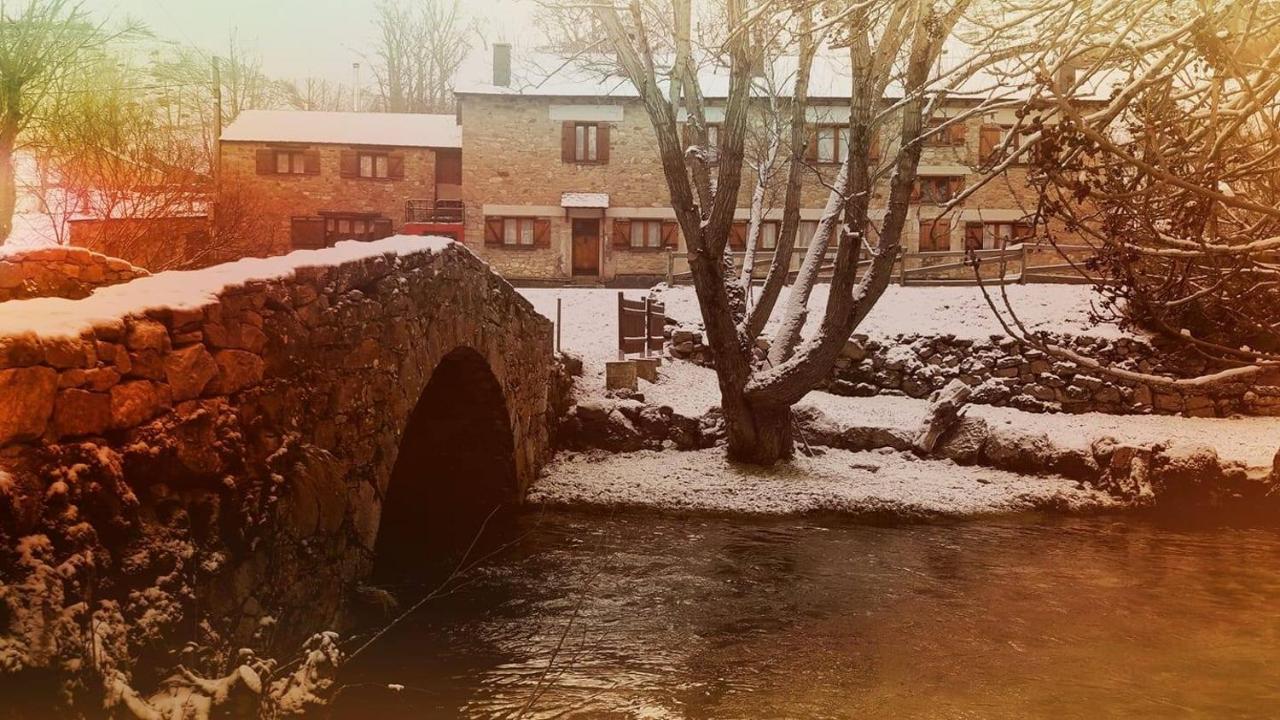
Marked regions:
[372,347,517,585]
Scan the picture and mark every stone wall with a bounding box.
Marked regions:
[0,245,148,302]
[0,238,553,715]
[667,324,1280,418]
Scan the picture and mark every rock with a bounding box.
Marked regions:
[165,345,218,401]
[0,366,58,443]
[208,350,265,395]
[934,415,989,464]
[110,379,166,428]
[1102,444,1155,503]
[52,388,111,437]
[125,319,171,352]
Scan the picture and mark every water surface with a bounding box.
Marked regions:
[333,509,1280,719]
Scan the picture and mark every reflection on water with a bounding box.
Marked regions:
[333,510,1280,719]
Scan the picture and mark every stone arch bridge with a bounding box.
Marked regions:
[0,238,554,695]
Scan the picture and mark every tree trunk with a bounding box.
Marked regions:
[0,122,17,245]
[722,392,794,465]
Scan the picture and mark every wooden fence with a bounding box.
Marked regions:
[662,242,1100,286]
[617,292,665,359]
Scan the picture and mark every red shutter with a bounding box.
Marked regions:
[612,219,632,248]
[339,151,359,178]
[920,219,949,252]
[950,120,967,146]
[372,217,393,239]
[484,216,504,245]
[868,133,880,163]
[597,124,610,163]
[661,221,679,248]
[387,153,405,179]
[729,222,747,250]
[255,149,274,175]
[561,122,575,163]
[1014,223,1035,242]
[303,150,320,174]
[533,219,551,248]
[979,125,1002,164]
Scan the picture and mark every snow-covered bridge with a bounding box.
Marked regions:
[0,237,554,666]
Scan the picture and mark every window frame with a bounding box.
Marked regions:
[629,219,663,249]
[357,151,390,179]
[918,175,964,204]
[502,217,537,247]
[273,149,306,175]
[815,125,850,164]
[573,122,599,163]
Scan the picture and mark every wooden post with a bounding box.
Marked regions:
[1020,243,1029,284]
[642,296,650,358]
[555,297,562,353]
[899,249,908,286]
[665,247,674,286]
[616,291,624,361]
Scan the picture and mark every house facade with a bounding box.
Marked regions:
[219,110,464,256]
[455,49,1060,285]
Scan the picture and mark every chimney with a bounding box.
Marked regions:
[493,43,512,87]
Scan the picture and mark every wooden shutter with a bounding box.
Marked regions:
[561,122,575,163]
[729,222,747,250]
[979,125,1002,164]
[920,219,949,252]
[533,219,551,248]
[910,181,922,202]
[964,222,984,252]
[804,128,818,162]
[339,151,359,178]
[949,176,965,201]
[303,150,321,175]
[387,153,405,179]
[661,221,679,248]
[484,216,504,245]
[612,219,632,248]
[290,216,326,249]
[868,133,881,163]
[255,149,274,175]
[372,217,393,239]
[597,124,610,163]
[1014,223,1035,242]
[950,120,967,146]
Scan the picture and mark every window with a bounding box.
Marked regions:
[275,150,306,174]
[575,123,598,162]
[797,220,819,249]
[324,214,390,243]
[358,152,389,178]
[814,125,850,164]
[917,176,964,204]
[706,123,720,148]
[965,221,1034,251]
[924,117,966,147]
[759,221,779,250]
[503,217,536,246]
[630,220,663,249]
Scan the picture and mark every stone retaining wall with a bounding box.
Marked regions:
[667,325,1280,418]
[0,245,149,302]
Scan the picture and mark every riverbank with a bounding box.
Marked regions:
[520,287,1280,518]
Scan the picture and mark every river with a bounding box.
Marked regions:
[332,509,1280,719]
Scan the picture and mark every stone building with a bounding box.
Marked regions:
[454,45,1091,285]
[219,110,465,255]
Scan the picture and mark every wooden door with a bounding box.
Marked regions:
[572,218,600,276]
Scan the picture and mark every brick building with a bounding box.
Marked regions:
[219,110,464,255]
[454,47,1090,285]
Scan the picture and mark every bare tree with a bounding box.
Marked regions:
[282,77,355,112]
[368,0,474,113]
[956,0,1280,388]
[538,0,1038,464]
[0,0,139,244]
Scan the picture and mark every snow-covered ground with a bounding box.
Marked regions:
[531,447,1118,517]
[652,283,1131,341]
[518,284,1280,478]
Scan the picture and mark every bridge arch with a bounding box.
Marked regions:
[373,346,518,581]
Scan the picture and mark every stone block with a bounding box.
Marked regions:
[634,357,660,383]
[53,388,111,437]
[0,366,58,444]
[605,360,638,391]
[165,345,218,401]
[208,349,265,395]
[110,380,166,429]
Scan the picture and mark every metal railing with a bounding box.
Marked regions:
[404,199,464,224]
[663,242,1101,286]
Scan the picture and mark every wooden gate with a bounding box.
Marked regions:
[617,292,665,359]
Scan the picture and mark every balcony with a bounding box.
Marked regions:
[405,199,464,225]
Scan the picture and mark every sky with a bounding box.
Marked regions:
[80,0,538,84]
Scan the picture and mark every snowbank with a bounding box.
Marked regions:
[531,447,1118,517]
[653,283,1132,341]
[0,236,453,339]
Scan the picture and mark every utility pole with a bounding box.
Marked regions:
[352,62,361,111]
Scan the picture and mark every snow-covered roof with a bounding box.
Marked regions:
[220,110,462,149]
[456,44,1116,103]
[561,192,609,208]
